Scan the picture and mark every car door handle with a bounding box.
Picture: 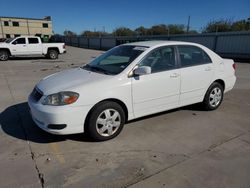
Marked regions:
[170,73,180,78]
[205,67,212,71]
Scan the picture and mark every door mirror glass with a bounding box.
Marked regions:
[134,66,151,76]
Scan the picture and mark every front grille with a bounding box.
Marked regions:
[31,87,43,102]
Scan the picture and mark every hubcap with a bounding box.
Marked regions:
[209,87,222,107]
[96,109,121,137]
[50,53,56,59]
[0,53,7,60]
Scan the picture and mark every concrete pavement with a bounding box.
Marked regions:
[0,46,249,188]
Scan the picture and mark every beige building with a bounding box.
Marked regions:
[0,16,53,39]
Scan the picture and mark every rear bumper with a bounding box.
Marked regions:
[224,75,236,93]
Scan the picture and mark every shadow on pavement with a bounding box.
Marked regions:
[0,102,204,143]
[0,102,93,143]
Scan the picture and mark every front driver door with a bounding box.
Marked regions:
[10,37,28,55]
[131,46,181,118]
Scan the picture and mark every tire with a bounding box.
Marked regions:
[0,50,9,61]
[202,82,224,111]
[47,49,58,59]
[86,101,125,141]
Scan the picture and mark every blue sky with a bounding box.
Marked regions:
[1,0,249,34]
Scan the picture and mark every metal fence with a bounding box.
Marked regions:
[53,31,250,59]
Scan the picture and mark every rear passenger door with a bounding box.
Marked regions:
[177,45,214,106]
[27,37,43,55]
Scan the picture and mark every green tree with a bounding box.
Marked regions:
[63,30,77,36]
[231,20,250,31]
[113,27,135,36]
[202,19,232,33]
[167,24,185,34]
[148,24,168,35]
[135,26,148,36]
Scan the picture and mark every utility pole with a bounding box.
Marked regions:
[27,19,30,35]
[0,18,4,38]
[186,15,190,33]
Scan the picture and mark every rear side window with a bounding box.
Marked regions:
[28,38,39,44]
[178,45,212,67]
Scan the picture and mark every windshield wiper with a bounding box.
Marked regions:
[82,64,113,75]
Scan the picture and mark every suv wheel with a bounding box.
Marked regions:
[0,50,9,61]
[47,49,58,59]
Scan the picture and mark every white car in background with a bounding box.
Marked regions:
[28,41,236,141]
[0,36,66,60]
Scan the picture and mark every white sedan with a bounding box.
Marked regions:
[28,41,236,141]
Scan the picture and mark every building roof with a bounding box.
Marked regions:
[0,16,51,21]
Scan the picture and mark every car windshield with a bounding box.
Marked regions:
[82,45,148,75]
[5,38,14,43]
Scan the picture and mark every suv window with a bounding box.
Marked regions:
[12,38,26,44]
[28,38,39,44]
[138,46,176,73]
[178,45,212,67]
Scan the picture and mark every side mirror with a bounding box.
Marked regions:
[12,41,17,45]
[134,66,151,76]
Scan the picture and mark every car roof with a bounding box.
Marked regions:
[123,40,199,48]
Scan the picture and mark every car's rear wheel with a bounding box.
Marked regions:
[0,50,9,61]
[86,101,125,141]
[202,82,224,110]
[47,49,58,59]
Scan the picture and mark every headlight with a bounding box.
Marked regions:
[42,91,79,106]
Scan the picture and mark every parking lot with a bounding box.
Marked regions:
[0,46,250,188]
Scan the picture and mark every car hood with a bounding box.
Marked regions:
[37,68,109,95]
[0,42,9,46]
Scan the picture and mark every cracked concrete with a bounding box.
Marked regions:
[0,46,250,188]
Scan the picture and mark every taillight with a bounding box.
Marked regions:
[63,44,66,49]
[232,63,236,70]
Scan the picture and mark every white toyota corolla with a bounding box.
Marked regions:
[28,41,236,141]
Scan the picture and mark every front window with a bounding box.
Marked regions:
[12,38,26,44]
[82,45,147,75]
[138,46,176,73]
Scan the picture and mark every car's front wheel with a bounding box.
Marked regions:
[202,82,224,110]
[86,101,125,141]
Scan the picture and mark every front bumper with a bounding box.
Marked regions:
[28,96,91,135]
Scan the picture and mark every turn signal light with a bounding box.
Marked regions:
[64,96,78,104]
